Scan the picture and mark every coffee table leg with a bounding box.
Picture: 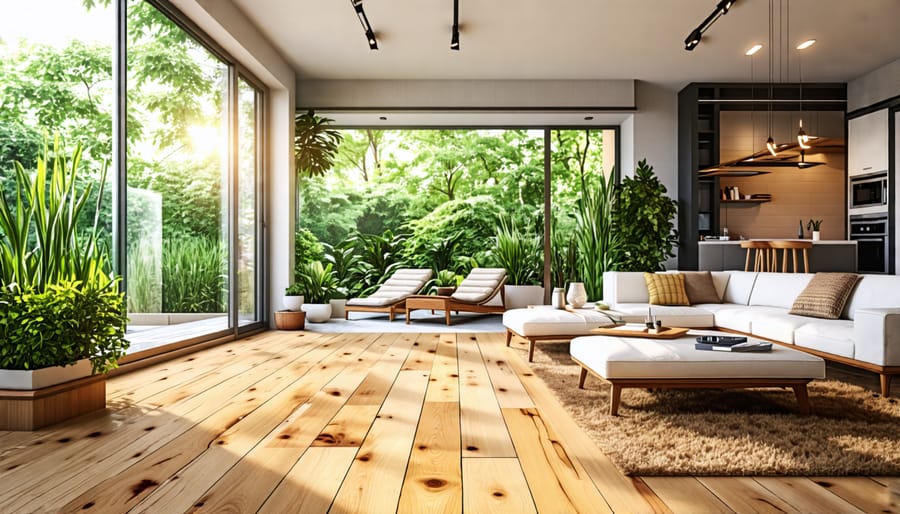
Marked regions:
[792,384,811,415]
[505,330,512,347]
[528,340,536,362]
[609,383,622,416]
[578,367,588,389]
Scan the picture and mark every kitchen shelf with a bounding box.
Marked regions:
[721,198,771,203]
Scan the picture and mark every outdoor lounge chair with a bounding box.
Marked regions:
[404,267,507,325]
[344,268,433,321]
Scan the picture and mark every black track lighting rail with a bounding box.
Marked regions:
[684,0,735,51]
[350,0,378,50]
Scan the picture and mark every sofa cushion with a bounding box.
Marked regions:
[713,306,756,333]
[749,273,814,309]
[502,307,618,337]
[603,272,650,304]
[794,321,855,359]
[721,271,757,305]
[841,275,900,320]
[611,303,715,328]
[682,271,721,304]
[745,307,816,344]
[789,273,861,320]
[644,273,690,306]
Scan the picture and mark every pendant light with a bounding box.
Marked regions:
[796,39,815,149]
[746,44,762,158]
[765,0,777,156]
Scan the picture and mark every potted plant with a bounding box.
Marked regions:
[283,283,304,311]
[807,219,823,241]
[611,159,677,271]
[431,269,460,296]
[494,217,544,308]
[0,137,128,429]
[295,261,339,322]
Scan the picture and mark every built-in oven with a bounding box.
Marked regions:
[850,172,888,209]
[849,213,889,274]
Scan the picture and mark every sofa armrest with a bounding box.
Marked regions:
[853,308,900,366]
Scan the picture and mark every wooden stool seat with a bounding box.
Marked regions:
[768,240,812,273]
[740,241,773,272]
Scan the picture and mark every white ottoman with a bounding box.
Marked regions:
[570,332,826,415]
[503,307,622,362]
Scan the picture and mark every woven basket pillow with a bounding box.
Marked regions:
[789,272,861,320]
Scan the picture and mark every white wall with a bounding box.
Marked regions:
[171,0,296,325]
[848,58,900,112]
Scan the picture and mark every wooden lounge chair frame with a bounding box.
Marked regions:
[404,273,507,325]
[345,269,432,321]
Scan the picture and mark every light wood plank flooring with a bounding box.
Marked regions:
[0,330,897,513]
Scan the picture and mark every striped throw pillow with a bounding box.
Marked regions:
[644,272,690,306]
[789,273,861,320]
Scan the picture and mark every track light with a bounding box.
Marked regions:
[684,29,702,51]
[683,0,737,51]
[745,44,762,56]
[796,39,816,50]
[350,0,378,50]
[451,0,460,50]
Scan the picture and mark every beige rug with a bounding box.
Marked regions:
[527,342,900,476]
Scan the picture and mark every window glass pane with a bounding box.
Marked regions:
[0,0,114,272]
[237,78,259,324]
[125,0,229,350]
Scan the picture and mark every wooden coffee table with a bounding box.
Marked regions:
[570,331,826,415]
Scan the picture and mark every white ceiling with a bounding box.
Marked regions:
[232,0,900,89]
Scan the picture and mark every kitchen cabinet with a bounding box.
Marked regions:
[848,109,889,177]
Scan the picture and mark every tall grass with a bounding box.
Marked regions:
[161,236,227,313]
[126,241,161,313]
[574,170,622,301]
[494,216,542,286]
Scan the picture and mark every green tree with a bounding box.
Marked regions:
[613,159,678,271]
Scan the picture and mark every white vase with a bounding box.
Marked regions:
[566,282,587,308]
[812,231,821,241]
[302,303,332,323]
[283,295,304,311]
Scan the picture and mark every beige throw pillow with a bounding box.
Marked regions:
[682,271,721,304]
[789,273,861,320]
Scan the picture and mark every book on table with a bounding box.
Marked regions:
[694,335,747,346]
[695,341,773,352]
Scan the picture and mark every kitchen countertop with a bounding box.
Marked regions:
[699,239,856,245]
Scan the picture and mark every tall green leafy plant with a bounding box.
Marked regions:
[494,216,542,286]
[161,236,227,313]
[613,159,678,271]
[294,261,339,303]
[574,169,622,301]
[0,136,127,372]
[550,221,577,289]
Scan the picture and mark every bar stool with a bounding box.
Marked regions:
[768,240,812,273]
[740,241,772,272]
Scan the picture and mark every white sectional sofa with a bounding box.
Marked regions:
[602,271,900,396]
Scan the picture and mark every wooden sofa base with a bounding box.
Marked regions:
[573,356,812,416]
[0,374,106,430]
[344,303,406,322]
[716,328,900,398]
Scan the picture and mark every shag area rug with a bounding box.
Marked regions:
[528,342,900,476]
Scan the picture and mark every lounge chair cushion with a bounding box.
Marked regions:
[346,269,432,307]
[451,268,507,304]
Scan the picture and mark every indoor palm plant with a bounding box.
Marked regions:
[431,269,460,296]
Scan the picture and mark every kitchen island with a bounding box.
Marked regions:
[698,239,858,272]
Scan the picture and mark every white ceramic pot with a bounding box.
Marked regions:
[283,295,304,311]
[812,231,821,241]
[0,359,92,390]
[330,299,347,318]
[302,303,332,323]
[566,282,588,308]
[504,285,545,309]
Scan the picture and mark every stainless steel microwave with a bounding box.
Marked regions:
[850,173,888,209]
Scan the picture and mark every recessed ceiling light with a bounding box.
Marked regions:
[745,44,762,56]
[584,116,594,121]
[796,39,816,50]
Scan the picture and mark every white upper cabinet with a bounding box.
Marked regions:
[848,109,889,177]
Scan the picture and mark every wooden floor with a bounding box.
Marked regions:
[1,330,897,513]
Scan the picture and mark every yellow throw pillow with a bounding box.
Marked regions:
[644,272,690,306]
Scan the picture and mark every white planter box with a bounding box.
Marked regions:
[330,299,347,318]
[0,359,93,390]
[283,295,304,311]
[504,285,545,309]
[302,303,332,323]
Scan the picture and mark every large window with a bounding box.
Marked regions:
[295,127,616,304]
